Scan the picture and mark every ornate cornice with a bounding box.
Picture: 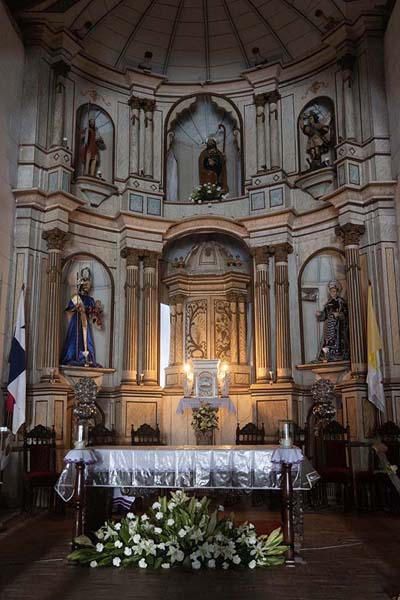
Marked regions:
[335,223,365,246]
[128,95,142,110]
[121,247,141,267]
[254,93,267,107]
[42,227,70,251]
[265,90,281,105]
[142,98,156,113]
[271,243,293,263]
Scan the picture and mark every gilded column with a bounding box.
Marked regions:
[143,99,155,178]
[238,294,247,365]
[121,247,140,382]
[253,247,272,382]
[266,90,281,170]
[129,96,141,175]
[254,93,267,173]
[42,227,70,379]
[175,295,185,366]
[339,54,356,141]
[169,299,177,366]
[335,223,366,378]
[228,293,239,365]
[50,61,70,147]
[142,251,159,384]
[273,243,293,382]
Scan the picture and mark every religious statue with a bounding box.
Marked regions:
[316,281,349,362]
[199,134,228,192]
[80,118,106,177]
[60,267,103,367]
[300,110,332,170]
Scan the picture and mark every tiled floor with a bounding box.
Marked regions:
[0,503,399,600]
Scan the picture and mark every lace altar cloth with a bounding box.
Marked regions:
[55,445,319,502]
[176,397,236,414]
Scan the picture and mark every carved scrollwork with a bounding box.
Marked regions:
[215,299,231,360]
[185,300,207,359]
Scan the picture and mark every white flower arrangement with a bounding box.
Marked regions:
[68,490,287,570]
[190,183,224,204]
[191,402,219,433]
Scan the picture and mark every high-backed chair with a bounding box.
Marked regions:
[316,420,355,509]
[23,424,59,511]
[236,422,265,445]
[374,421,400,513]
[131,423,161,446]
[88,423,117,446]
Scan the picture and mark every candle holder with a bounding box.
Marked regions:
[278,419,294,448]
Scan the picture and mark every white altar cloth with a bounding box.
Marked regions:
[176,397,236,414]
[56,445,319,502]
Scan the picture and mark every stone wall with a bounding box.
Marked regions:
[0,3,24,398]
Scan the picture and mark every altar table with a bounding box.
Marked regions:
[56,445,319,564]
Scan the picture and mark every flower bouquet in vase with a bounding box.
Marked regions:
[191,402,219,445]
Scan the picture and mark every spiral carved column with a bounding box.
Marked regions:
[121,248,140,382]
[42,227,70,379]
[142,251,159,384]
[254,93,267,173]
[273,243,293,383]
[335,223,366,378]
[253,247,272,382]
[129,96,141,175]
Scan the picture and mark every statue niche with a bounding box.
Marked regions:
[316,280,350,362]
[298,97,335,172]
[75,104,114,181]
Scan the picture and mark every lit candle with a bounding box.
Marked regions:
[77,424,84,443]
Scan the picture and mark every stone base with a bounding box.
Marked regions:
[294,166,336,200]
[296,361,351,384]
[73,176,118,207]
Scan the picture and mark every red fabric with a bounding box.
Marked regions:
[6,391,15,413]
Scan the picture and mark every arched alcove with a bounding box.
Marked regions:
[298,248,347,364]
[61,253,114,368]
[165,94,242,203]
[297,96,336,173]
[74,104,115,182]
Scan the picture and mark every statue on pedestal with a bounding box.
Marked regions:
[60,267,103,367]
[316,281,349,362]
[199,136,228,192]
[300,110,332,170]
[80,118,106,177]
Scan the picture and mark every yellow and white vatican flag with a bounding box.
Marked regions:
[367,283,385,412]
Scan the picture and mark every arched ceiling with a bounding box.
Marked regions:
[10,0,380,82]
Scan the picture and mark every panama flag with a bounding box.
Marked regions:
[6,287,26,434]
[367,283,385,413]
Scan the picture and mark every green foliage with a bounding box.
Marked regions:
[67,490,287,570]
[191,402,219,433]
[190,183,225,204]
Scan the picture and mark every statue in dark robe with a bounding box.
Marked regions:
[316,281,350,362]
[60,267,103,367]
[199,137,228,192]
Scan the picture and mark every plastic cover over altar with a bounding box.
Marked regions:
[55,446,319,502]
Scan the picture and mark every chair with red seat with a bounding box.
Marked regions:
[23,424,59,511]
[316,420,355,509]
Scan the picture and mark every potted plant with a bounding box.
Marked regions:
[191,402,219,445]
[189,183,227,204]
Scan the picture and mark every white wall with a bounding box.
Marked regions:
[0,2,24,396]
[385,1,400,178]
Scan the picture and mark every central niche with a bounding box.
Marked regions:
[162,234,251,388]
[165,95,242,203]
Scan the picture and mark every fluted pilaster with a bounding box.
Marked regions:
[338,54,357,141]
[143,99,155,178]
[129,96,141,175]
[266,90,281,170]
[335,223,366,378]
[42,227,70,378]
[121,247,141,382]
[273,243,293,382]
[253,247,272,382]
[142,250,159,384]
[50,61,70,147]
[254,93,267,173]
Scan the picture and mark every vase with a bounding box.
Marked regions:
[195,429,214,445]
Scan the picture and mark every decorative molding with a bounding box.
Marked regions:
[252,246,270,265]
[272,243,293,263]
[335,223,365,246]
[120,247,141,267]
[42,228,70,251]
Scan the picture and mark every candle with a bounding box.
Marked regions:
[77,424,84,443]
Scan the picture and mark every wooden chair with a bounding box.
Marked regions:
[131,423,161,446]
[88,423,117,446]
[23,424,59,511]
[316,420,355,509]
[236,422,265,445]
